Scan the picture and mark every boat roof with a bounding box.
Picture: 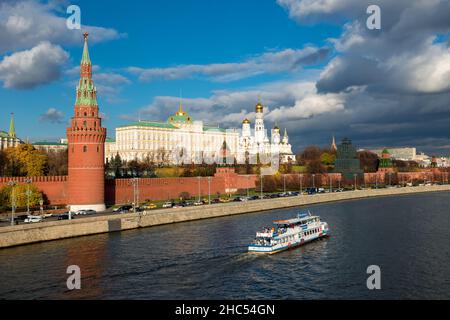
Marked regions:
[273,213,317,225]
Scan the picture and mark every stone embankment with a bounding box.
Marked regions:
[1,185,449,249]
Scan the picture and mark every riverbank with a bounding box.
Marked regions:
[1,185,449,249]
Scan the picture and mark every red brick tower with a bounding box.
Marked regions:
[67,33,106,212]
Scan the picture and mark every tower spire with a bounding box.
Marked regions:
[331,135,337,151]
[177,90,185,115]
[81,32,91,65]
[9,112,16,138]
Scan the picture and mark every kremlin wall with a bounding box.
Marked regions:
[0,170,447,207]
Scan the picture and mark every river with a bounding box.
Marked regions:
[0,192,449,299]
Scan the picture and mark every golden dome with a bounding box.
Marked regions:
[255,102,263,113]
[242,118,250,124]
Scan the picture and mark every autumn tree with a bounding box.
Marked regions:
[45,149,68,176]
[0,150,6,176]
[5,144,47,177]
[358,150,379,173]
[0,183,43,208]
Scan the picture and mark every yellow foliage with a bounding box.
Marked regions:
[5,144,47,177]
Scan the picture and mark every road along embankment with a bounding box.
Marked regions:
[1,185,449,249]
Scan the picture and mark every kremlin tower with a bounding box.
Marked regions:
[67,33,107,212]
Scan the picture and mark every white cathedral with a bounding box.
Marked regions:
[106,99,295,165]
[238,100,295,164]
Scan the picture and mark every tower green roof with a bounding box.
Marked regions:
[9,113,16,138]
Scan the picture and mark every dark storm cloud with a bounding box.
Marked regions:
[276,0,450,155]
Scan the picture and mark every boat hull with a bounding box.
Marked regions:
[248,231,329,255]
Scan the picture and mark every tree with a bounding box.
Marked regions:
[358,151,379,172]
[5,144,47,177]
[45,149,68,176]
[307,159,327,174]
[0,183,42,208]
[0,150,6,176]
[320,152,335,166]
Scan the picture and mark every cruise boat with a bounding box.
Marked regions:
[248,212,329,254]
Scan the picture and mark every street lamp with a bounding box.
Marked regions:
[208,177,211,205]
[25,178,32,215]
[8,181,17,226]
[312,174,315,189]
[131,178,139,213]
[354,174,357,191]
[283,174,286,193]
[388,172,392,187]
[260,174,263,199]
[375,174,378,189]
[329,175,332,193]
[197,176,201,202]
[299,174,303,195]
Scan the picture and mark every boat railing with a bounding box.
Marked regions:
[256,232,273,238]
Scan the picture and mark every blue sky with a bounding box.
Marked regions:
[1,0,450,155]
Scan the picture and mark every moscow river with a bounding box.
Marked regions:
[0,192,449,299]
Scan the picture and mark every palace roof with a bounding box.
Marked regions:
[0,130,9,138]
[119,121,178,129]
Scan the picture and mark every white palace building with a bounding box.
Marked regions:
[105,100,295,165]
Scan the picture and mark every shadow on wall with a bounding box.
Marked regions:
[108,219,122,232]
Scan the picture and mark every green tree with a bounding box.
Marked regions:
[0,184,42,209]
[320,152,335,166]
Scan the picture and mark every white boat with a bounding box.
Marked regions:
[248,211,329,254]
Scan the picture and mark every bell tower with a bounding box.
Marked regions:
[67,32,106,212]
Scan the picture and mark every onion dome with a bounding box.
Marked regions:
[273,122,280,131]
[255,102,263,113]
[242,118,250,124]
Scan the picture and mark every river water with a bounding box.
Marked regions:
[0,192,449,299]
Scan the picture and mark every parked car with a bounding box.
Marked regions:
[162,202,174,208]
[58,213,74,220]
[113,205,133,213]
[141,203,157,210]
[13,214,30,224]
[194,201,203,206]
[24,215,43,223]
[76,209,97,215]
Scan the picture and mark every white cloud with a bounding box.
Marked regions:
[0,0,124,54]
[39,107,65,124]
[128,46,330,82]
[0,41,69,89]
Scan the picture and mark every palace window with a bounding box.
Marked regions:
[83,146,88,152]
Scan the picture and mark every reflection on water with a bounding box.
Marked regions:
[0,192,450,299]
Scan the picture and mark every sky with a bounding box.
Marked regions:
[1,0,450,155]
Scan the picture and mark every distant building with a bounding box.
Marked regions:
[334,138,363,180]
[237,100,296,164]
[378,149,394,173]
[33,139,68,152]
[370,147,417,161]
[414,152,431,167]
[0,113,22,150]
[330,136,337,152]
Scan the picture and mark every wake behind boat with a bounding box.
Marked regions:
[248,212,329,254]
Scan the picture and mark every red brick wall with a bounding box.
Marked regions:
[0,176,68,205]
[105,168,258,205]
